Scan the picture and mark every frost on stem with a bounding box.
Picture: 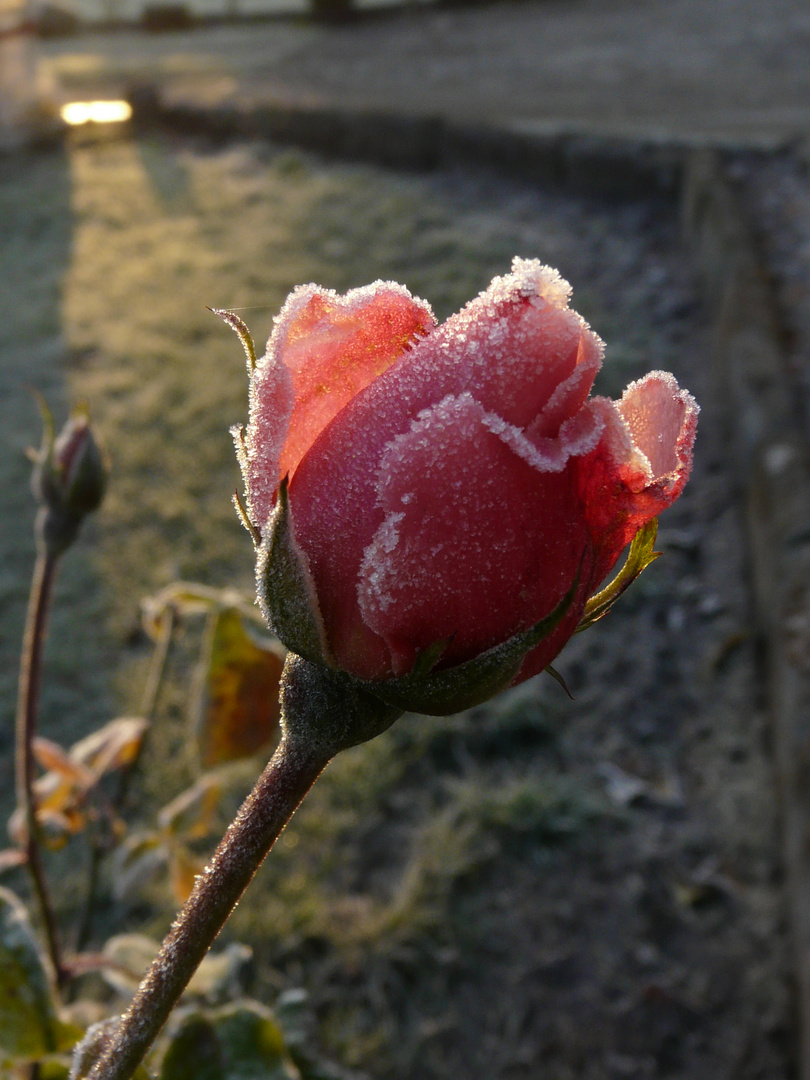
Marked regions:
[279,652,403,758]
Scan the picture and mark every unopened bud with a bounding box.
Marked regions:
[31,400,108,557]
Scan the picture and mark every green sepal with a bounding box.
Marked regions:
[544,664,573,698]
[256,477,329,666]
[576,518,660,634]
[364,566,581,716]
[209,308,257,373]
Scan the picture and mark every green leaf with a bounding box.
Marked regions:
[101,936,252,1004]
[577,518,660,633]
[193,608,285,768]
[214,1002,294,1079]
[100,935,162,997]
[159,1002,299,1080]
[160,1014,222,1080]
[0,886,60,1060]
[37,1058,72,1079]
[186,944,252,1002]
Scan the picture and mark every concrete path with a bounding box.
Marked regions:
[42,0,810,147]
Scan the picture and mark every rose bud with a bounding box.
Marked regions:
[32,401,108,557]
[229,258,697,717]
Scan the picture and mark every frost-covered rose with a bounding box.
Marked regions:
[233,258,697,713]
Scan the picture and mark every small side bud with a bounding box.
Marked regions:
[31,400,108,558]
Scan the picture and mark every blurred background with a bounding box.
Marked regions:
[1,1,809,1077]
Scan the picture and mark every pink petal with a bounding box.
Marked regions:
[395,258,604,431]
[357,393,592,677]
[286,260,606,680]
[244,281,435,530]
[576,372,699,585]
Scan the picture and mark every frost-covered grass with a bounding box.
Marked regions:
[1,131,715,1077]
[0,124,684,899]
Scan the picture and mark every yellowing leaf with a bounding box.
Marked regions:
[194,608,285,769]
[32,738,95,788]
[109,832,167,902]
[141,582,260,642]
[167,844,203,905]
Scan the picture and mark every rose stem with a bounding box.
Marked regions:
[15,549,65,989]
[85,734,331,1080]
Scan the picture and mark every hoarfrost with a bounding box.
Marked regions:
[359,510,405,613]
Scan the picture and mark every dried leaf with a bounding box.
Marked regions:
[0,849,27,873]
[194,607,285,768]
[21,720,150,849]
[157,776,222,840]
[71,717,149,776]
[32,738,95,789]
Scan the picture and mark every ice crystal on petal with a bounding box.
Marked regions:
[360,511,405,613]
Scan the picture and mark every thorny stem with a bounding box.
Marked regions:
[85,734,331,1080]
[15,550,65,990]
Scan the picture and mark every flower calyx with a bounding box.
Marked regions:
[364,566,582,715]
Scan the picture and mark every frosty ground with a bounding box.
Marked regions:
[0,125,790,1078]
